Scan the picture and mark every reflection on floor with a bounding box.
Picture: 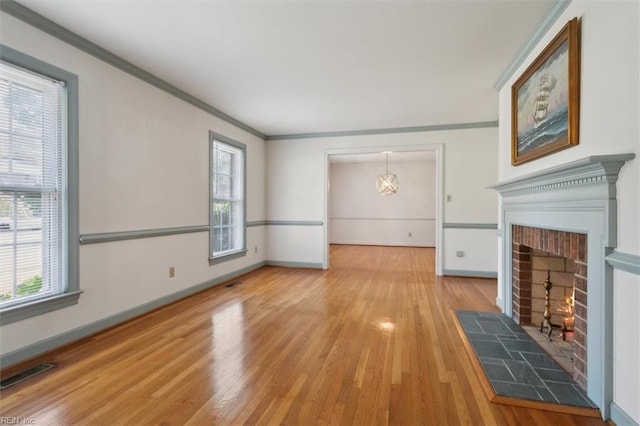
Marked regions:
[456,310,596,408]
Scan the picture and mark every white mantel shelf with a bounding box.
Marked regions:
[492,154,635,197]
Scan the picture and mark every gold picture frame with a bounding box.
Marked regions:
[511,18,580,166]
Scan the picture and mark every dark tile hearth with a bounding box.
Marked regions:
[456,310,596,409]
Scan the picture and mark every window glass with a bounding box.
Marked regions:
[0,59,66,309]
[210,135,245,262]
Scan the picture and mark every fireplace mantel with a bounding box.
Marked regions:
[493,154,635,197]
[493,154,635,420]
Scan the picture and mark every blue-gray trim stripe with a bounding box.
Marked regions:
[331,217,435,221]
[266,221,323,226]
[266,261,323,269]
[494,0,572,90]
[242,220,322,226]
[443,269,497,279]
[606,251,640,276]
[0,261,267,369]
[0,1,265,140]
[443,223,498,230]
[266,120,498,141]
[610,402,638,426]
[79,225,210,245]
[79,221,271,245]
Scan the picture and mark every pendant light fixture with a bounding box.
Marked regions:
[376,152,398,195]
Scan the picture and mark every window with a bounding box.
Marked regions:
[209,131,246,264]
[0,46,79,325]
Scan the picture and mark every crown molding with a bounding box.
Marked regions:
[0,0,266,140]
[266,120,498,141]
[1,0,553,141]
[494,0,572,90]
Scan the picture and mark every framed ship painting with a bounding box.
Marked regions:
[511,18,580,166]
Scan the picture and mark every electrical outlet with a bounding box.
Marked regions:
[447,194,452,202]
[169,266,175,278]
[456,251,465,258]
[254,245,258,253]
[408,232,412,237]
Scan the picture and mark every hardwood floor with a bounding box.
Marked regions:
[0,245,607,425]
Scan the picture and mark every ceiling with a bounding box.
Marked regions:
[16,0,553,138]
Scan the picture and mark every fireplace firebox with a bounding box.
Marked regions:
[511,225,587,389]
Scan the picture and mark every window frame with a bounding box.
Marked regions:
[0,45,80,325]
[209,131,246,265]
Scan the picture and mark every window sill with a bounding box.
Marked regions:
[209,249,248,265]
[0,290,83,325]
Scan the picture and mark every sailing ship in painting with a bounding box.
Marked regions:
[533,74,551,128]
[516,40,570,156]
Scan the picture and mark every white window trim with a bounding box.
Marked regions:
[209,131,247,265]
[0,45,80,325]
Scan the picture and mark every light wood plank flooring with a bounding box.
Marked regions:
[0,245,607,425]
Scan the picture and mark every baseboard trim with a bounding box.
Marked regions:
[265,260,324,269]
[0,261,267,369]
[610,402,638,426]
[443,269,497,279]
[330,241,434,248]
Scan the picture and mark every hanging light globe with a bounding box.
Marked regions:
[376,152,398,195]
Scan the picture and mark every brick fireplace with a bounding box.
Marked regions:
[493,154,634,420]
[511,225,587,389]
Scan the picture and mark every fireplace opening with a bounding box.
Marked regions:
[531,250,575,338]
[520,250,577,378]
[512,225,587,390]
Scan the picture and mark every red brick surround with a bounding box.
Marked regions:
[512,225,588,389]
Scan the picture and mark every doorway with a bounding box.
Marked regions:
[323,145,444,273]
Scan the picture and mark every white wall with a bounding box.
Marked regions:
[267,127,499,273]
[443,228,498,274]
[443,131,500,275]
[444,134,500,223]
[329,159,436,246]
[0,13,267,356]
[497,2,639,422]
